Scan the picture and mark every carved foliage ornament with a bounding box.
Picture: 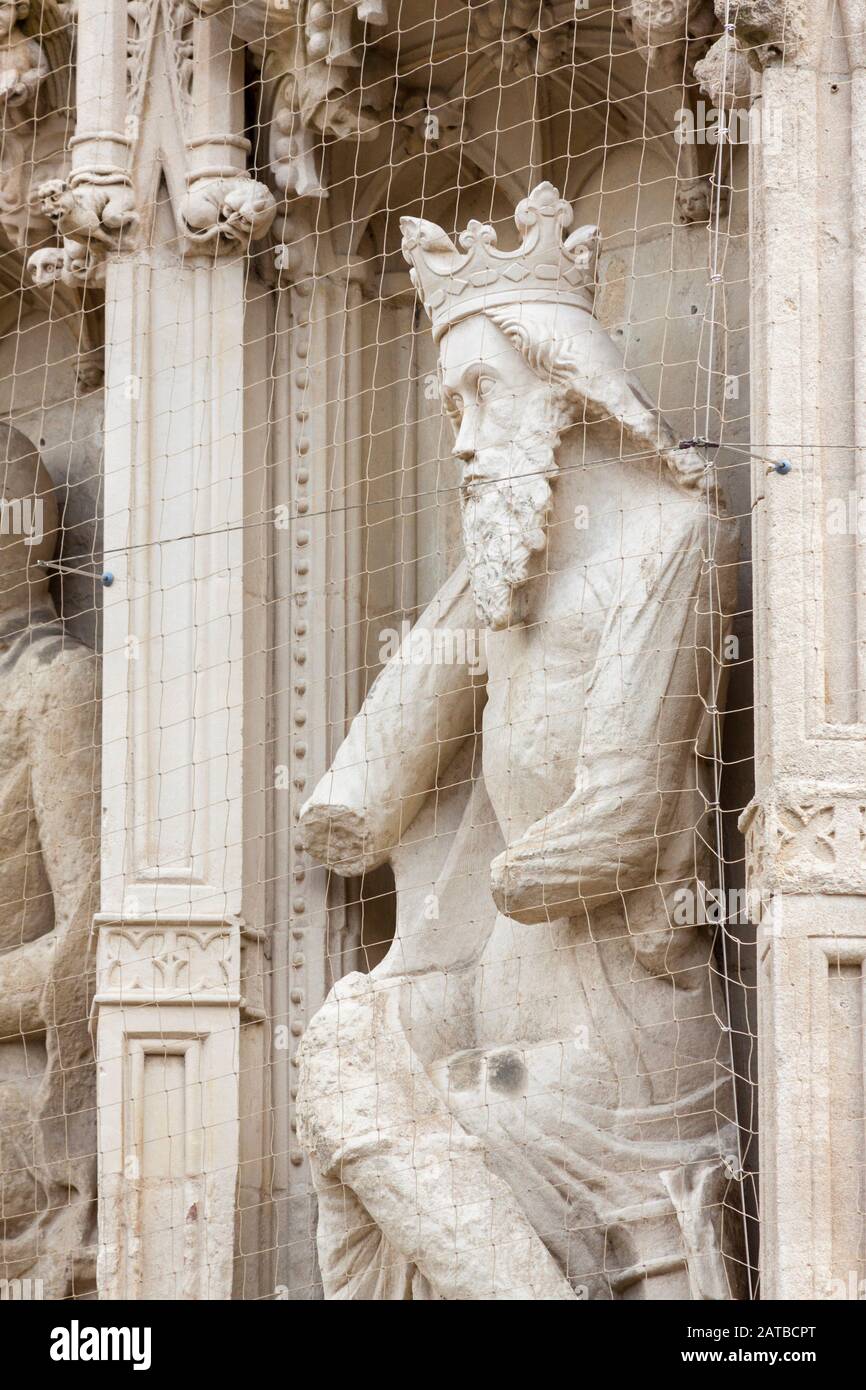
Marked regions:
[742,795,866,895]
[465,0,580,80]
[217,0,391,198]
[99,924,238,1001]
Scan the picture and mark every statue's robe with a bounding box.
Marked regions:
[298,501,744,1300]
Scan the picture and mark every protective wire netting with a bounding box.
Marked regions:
[2,0,818,1301]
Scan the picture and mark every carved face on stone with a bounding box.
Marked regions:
[36,179,66,231]
[439,311,563,630]
[0,1,27,39]
[629,0,689,45]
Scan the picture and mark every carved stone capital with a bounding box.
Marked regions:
[741,789,866,896]
[180,174,277,252]
[94,916,242,1008]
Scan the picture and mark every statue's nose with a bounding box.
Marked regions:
[453,443,474,463]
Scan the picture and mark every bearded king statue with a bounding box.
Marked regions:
[295,183,744,1301]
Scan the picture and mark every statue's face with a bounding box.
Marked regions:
[438,312,561,630]
[439,313,548,481]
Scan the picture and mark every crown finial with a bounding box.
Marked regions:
[400,183,598,341]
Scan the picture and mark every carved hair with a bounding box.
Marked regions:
[480,303,708,493]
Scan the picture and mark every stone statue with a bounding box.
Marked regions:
[296,184,743,1300]
[0,423,99,1298]
[0,1,47,117]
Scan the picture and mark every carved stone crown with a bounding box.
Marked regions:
[400,182,598,342]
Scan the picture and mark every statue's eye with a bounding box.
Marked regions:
[476,375,495,402]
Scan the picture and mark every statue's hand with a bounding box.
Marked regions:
[490,794,613,925]
[490,814,581,926]
[491,845,553,925]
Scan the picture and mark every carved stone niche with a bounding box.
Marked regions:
[295,185,746,1301]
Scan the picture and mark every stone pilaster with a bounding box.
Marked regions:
[745,0,866,1299]
[88,1,273,1300]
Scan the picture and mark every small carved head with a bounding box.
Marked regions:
[0,1,28,38]
[35,179,67,229]
[27,245,65,286]
[221,181,277,241]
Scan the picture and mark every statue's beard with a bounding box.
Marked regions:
[459,411,560,631]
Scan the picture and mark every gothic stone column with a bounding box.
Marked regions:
[86,3,275,1299]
